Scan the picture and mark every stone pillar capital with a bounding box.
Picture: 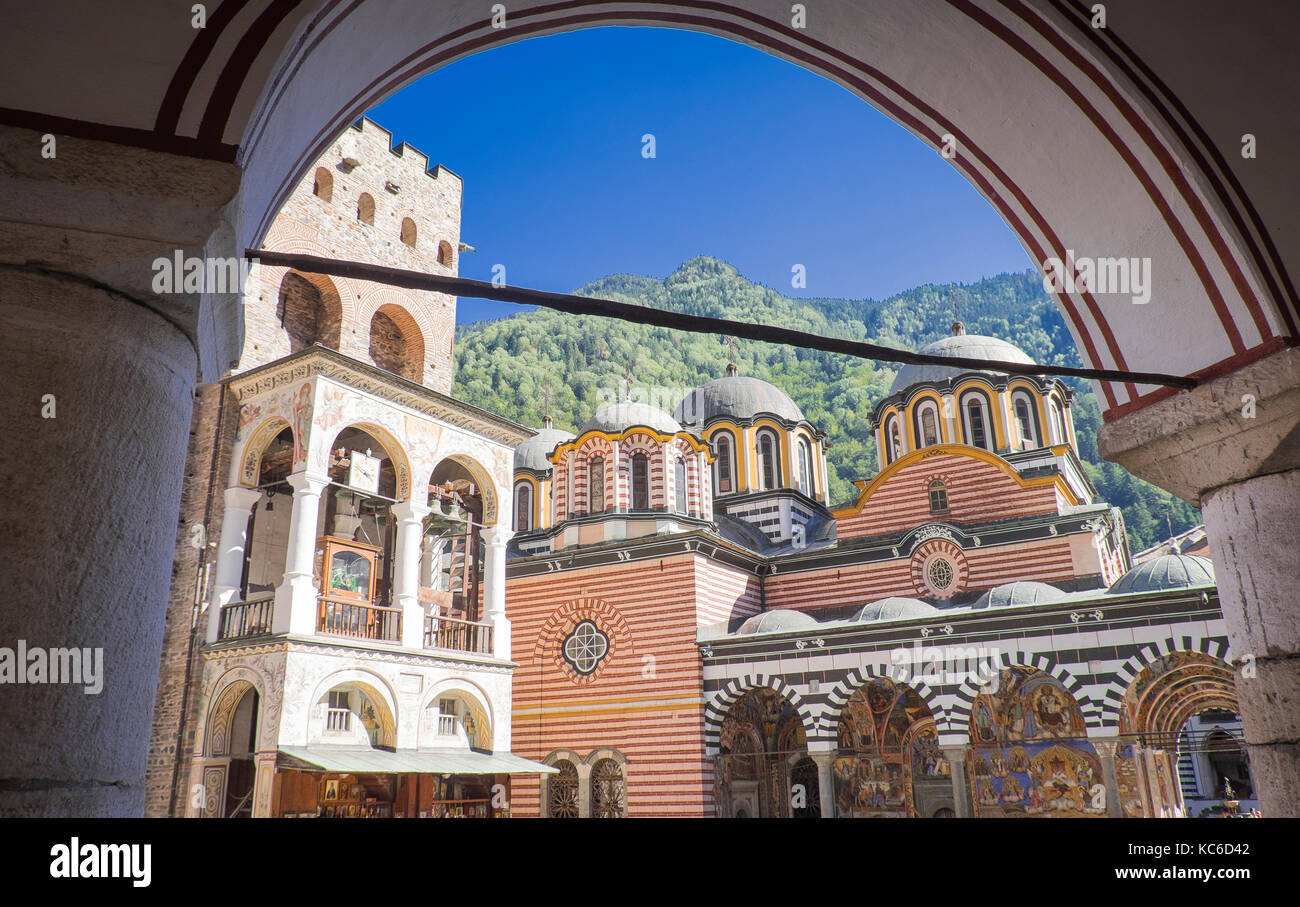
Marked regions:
[390,500,432,524]
[285,470,330,495]
[223,484,263,510]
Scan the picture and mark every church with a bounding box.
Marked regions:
[146,119,1252,819]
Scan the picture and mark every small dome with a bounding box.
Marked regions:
[852,597,938,622]
[1107,554,1216,595]
[675,375,806,425]
[737,609,819,635]
[579,401,682,435]
[515,426,576,472]
[889,333,1037,395]
[972,581,1067,610]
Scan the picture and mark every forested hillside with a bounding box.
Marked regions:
[452,256,1198,551]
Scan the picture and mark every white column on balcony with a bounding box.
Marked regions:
[273,471,330,636]
[392,500,431,649]
[206,485,263,642]
[484,524,513,660]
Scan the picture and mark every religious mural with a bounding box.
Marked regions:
[831,678,943,818]
[715,688,810,818]
[967,667,1101,817]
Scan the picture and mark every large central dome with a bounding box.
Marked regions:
[674,375,805,425]
[889,332,1037,395]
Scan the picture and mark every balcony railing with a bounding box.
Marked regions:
[424,614,494,655]
[317,599,402,643]
[218,596,275,641]
[325,708,352,733]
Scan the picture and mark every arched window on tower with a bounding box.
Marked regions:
[917,400,941,447]
[437,241,454,267]
[631,453,649,510]
[714,431,735,494]
[1049,397,1067,446]
[884,415,902,465]
[928,480,949,514]
[756,429,780,490]
[675,458,688,514]
[1012,391,1038,449]
[797,437,814,496]
[514,481,532,532]
[963,394,991,451]
[589,456,605,514]
[357,192,375,225]
[400,217,417,247]
[312,167,333,202]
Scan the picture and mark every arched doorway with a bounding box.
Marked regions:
[202,679,263,819]
[715,687,810,818]
[833,677,947,818]
[1120,651,1246,817]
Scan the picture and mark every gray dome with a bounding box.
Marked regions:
[1108,554,1216,595]
[972,581,1067,610]
[674,375,805,425]
[889,333,1037,395]
[514,427,576,472]
[852,597,938,622]
[737,609,819,635]
[579,401,682,435]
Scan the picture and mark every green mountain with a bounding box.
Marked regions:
[452,256,1199,552]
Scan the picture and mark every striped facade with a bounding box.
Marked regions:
[507,553,759,817]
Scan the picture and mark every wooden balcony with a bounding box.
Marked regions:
[424,614,494,655]
[218,596,274,641]
[318,598,402,643]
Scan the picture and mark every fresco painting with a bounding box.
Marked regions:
[832,678,941,818]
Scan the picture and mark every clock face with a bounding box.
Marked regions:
[348,450,381,493]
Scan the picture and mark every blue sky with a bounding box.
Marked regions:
[367,27,1035,324]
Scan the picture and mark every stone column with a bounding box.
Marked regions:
[1091,738,1125,818]
[0,125,240,816]
[1098,345,1300,817]
[392,500,431,649]
[941,745,971,817]
[484,527,512,660]
[809,749,836,818]
[205,485,264,642]
[273,471,330,636]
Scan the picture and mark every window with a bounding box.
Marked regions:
[675,458,687,513]
[548,760,579,818]
[964,396,990,450]
[1049,398,1067,446]
[1013,393,1037,448]
[591,759,626,818]
[437,240,454,267]
[884,415,902,465]
[437,698,458,737]
[562,620,609,676]
[927,557,954,591]
[589,456,605,513]
[514,482,532,532]
[918,401,940,447]
[757,430,780,490]
[714,432,734,493]
[797,438,813,495]
[312,167,333,202]
[631,453,649,510]
[929,480,949,513]
[357,192,375,225]
[400,216,417,247]
[326,690,350,733]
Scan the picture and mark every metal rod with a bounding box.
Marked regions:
[246,249,1199,390]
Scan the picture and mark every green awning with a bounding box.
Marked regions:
[277,745,557,775]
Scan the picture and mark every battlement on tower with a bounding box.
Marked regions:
[237,117,463,394]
